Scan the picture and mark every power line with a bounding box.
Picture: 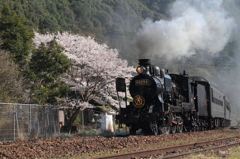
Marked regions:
[121,56,240,68]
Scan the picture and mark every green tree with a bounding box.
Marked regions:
[0,6,34,67]
[95,10,112,30]
[0,49,23,102]
[39,16,60,33]
[28,40,72,104]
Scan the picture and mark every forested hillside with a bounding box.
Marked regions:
[0,0,173,65]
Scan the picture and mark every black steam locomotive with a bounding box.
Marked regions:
[116,59,231,135]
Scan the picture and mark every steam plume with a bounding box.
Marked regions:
[137,0,237,59]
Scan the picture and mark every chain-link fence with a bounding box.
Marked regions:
[60,107,117,136]
[0,103,60,141]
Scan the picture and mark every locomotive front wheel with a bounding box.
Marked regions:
[150,122,158,135]
[171,125,177,134]
[193,125,199,132]
[160,126,170,134]
[176,124,183,133]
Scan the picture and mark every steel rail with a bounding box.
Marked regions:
[163,141,240,159]
[89,136,240,159]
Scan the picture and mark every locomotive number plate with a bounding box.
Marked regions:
[135,79,149,86]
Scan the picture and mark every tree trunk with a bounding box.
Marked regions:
[66,107,82,134]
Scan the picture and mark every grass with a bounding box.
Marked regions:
[186,146,240,159]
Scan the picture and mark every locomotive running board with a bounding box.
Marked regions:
[169,105,183,112]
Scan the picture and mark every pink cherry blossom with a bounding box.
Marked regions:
[34,32,134,108]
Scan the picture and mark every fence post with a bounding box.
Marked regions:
[48,107,51,137]
[16,105,19,139]
[13,104,15,141]
[13,104,19,141]
[29,105,31,138]
[58,106,60,135]
[44,106,46,138]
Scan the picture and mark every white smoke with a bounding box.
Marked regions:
[137,0,237,59]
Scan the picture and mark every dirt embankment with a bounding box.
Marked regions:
[0,128,237,159]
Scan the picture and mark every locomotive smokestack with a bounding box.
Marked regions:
[139,59,151,66]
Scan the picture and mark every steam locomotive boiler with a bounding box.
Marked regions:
[116,59,231,135]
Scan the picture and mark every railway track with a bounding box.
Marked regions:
[0,127,238,158]
[90,135,240,159]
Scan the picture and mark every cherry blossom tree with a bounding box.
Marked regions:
[34,32,134,131]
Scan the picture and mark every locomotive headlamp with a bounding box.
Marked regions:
[136,66,146,74]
